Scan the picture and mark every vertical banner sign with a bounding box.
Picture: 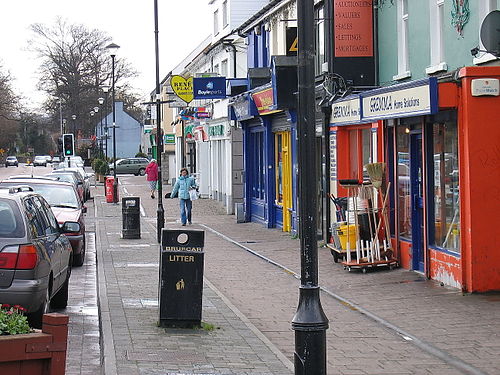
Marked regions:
[334,0,373,57]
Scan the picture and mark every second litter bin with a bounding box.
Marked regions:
[122,197,140,239]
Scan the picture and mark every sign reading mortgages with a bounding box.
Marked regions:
[334,0,373,57]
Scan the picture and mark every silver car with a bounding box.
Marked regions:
[0,186,80,328]
[108,157,149,176]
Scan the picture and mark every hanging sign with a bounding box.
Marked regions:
[286,27,298,56]
[171,76,194,103]
[334,0,374,57]
[164,134,175,144]
[193,77,226,99]
[251,87,280,115]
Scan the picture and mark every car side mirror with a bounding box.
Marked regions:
[82,206,87,213]
[61,221,81,234]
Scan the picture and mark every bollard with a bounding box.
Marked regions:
[122,197,141,239]
[158,229,205,328]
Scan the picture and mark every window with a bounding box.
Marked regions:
[348,128,373,181]
[214,9,219,35]
[214,64,220,75]
[275,134,284,204]
[222,0,228,27]
[396,125,411,238]
[221,59,228,77]
[314,6,326,76]
[0,199,25,238]
[428,115,460,253]
[250,130,265,200]
[394,0,411,80]
[426,0,447,74]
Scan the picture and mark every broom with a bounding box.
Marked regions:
[364,162,392,254]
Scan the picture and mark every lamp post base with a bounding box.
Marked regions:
[157,204,164,243]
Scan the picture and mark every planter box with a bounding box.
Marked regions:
[0,313,69,375]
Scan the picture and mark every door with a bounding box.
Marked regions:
[410,133,424,272]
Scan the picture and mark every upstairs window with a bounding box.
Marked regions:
[222,0,228,28]
[214,9,219,36]
[221,59,228,77]
[394,0,410,80]
[314,6,326,76]
[426,0,447,74]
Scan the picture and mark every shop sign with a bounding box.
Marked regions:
[361,78,438,120]
[209,124,225,137]
[334,0,374,57]
[251,87,280,115]
[330,96,361,124]
[164,134,175,144]
[286,27,298,56]
[471,78,499,96]
[193,77,226,99]
[171,75,194,104]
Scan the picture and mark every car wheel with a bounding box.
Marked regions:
[73,235,86,267]
[28,287,50,329]
[51,275,69,309]
[138,168,146,176]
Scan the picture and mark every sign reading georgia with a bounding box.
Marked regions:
[171,76,194,104]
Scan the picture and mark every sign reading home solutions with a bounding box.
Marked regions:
[361,78,438,120]
[171,75,194,104]
[193,77,226,99]
[330,96,361,124]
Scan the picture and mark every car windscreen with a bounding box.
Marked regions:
[0,199,25,238]
[48,173,77,184]
[0,183,80,209]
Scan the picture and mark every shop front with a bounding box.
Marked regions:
[330,67,500,292]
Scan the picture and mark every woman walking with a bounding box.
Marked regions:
[145,159,158,199]
[171,168,197,226]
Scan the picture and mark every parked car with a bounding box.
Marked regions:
[0,186,79,328]
[5,156,19,167]
[59,156,84,168]
[52,156,61,163]
[47,172,85,203]
[43,155,52,164]
[33,156,48,167]
[52,167,91,201]
[0,178,87,267]
[109,157,149,176]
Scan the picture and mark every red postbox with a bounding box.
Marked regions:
[105,176,117,203]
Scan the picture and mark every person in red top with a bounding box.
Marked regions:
[145,159,158,199]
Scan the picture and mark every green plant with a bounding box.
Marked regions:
[92,159,103,173]
[98,160,109,176]
[0,304,32,335]
[135,152,148,158]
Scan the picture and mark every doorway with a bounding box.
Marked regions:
[410,132,424,272]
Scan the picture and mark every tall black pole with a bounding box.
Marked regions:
[154,0,165,243]
[111,53,118,204]
[104,94,108,160]
[291,0,329,374]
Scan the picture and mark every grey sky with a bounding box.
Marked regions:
[0,1,211,110]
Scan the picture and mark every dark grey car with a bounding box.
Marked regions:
[0,187,80,328]
[109,157,149,176]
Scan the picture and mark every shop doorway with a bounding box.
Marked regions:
[410,132,424,272]
[275,131,292,231]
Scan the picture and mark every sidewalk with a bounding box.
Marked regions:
[95,177,500,375]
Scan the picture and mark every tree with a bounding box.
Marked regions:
[29,18,139,137]
[0,65,20,153]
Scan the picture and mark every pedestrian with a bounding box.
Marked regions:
[170,168,197,226]
[145,159,158,199]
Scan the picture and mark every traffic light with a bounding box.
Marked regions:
[62,134,74,156]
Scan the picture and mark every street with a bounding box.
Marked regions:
[1,165,499,375]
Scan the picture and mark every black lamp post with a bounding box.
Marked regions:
[97,99,104,157]
[102,85,110,160]
[291,0,329,374]
[154,0,165,242]
[106,42,120,204]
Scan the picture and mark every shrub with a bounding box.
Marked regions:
[0,304,32,335]
[135,152,148,158]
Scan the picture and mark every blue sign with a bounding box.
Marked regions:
[193,77,226,99]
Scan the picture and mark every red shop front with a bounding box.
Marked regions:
[329,67,500,292]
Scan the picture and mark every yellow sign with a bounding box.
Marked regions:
[289,37,298,53]
[171,75,194,104]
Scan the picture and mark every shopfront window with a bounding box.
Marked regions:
[250,131,265,199]
[397,125,411,239]
[429,117,460,253]
[348,128,373,181]
[275,133,283,204]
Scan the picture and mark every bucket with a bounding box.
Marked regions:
[337,224,357,251]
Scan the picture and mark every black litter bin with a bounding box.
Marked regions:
[122,197,140,239]
[159,229,205,328]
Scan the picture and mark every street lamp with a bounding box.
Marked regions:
[102,85,110,160]
[291,1,328,374]
[154,0,165,242]
[106,42,120,204]
[98,98,104,157]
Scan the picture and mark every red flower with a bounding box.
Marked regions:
[1,304,10,309]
